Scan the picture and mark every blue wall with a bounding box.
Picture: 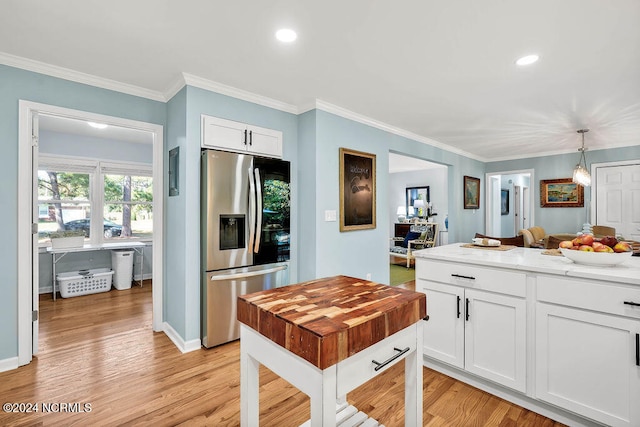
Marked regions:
[487,145,640,234]
[0,65,165,361]
[302,110,485,284]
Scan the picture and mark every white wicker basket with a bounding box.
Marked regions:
[57,268,114,298]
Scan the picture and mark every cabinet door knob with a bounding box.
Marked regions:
[456,295,461,318]
[465,298,470,321]
[243,129,248,145]
[623,301,640,307]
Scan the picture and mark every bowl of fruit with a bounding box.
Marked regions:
[558,235,633,266]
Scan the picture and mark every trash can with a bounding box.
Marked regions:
[111,249,134,290]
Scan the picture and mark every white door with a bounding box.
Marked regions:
[464,289,527,392]
[201,115,247,151]
[536,303,640,427]
[522,186,530,229]
[595,163,640,241]
[514,185,521,234]
[418,280,464,368]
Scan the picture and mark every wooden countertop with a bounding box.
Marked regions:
[237,275,426,369]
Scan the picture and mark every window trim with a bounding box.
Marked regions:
[38,154,152,246]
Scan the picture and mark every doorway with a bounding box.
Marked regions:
[485,169,534,237]
[18,101,164,366]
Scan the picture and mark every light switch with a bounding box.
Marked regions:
[325,210,337,222]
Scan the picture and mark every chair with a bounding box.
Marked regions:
[390,222,438,268]
[474,233,525,247]
[518,226,546,248]
[592,225,616,238]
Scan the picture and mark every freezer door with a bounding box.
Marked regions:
[202,150,253,271]
[202,263,289,348]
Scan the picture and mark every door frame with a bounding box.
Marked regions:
[18,100,164,366]
[485,169,534,236]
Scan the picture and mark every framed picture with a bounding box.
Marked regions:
[501,189,509,215]
[406,186,430,218]
[339,148,376,231]
[463,176,480,209]
[540,178,584,207]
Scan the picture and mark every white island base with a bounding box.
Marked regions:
[414,244,640,427]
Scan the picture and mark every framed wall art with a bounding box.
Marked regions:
[501,189,509,215]
[463,175,480,209]
[540,178,584,207]
[339,148,376,231]
[406,186,430,218]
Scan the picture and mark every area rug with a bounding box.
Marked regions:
[389,263,415,286]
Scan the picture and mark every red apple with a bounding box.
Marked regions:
[558,240,574,249]
[613,242,632,253]
[572,237,582,246]
[572,245,580,250]
[591,242,605,251]
[578,245,594,252]
[600,235,618,248]
[595,245,614,253]
[580,234,594,246]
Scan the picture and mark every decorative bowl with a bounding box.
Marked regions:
[560,248,632,266]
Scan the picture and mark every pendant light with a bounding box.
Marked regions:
[572,129,591,187]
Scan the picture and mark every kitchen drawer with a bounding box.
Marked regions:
[336,323,417,397]
[537,275,640,319]
[417,259,526,297]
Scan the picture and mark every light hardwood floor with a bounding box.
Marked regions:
[0,282,564,426]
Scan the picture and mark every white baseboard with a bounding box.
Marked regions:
[162,322,201,353]
[0,356,19,373]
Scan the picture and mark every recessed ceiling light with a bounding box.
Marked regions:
[516,54,539,66]
[88,122,108,129]
[275,28,297,43]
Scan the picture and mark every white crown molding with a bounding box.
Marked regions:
[0,52,166,102]
[182,73,298,114]
[163,73,187,101]
[488,142,640,163]
[314,100,486,162]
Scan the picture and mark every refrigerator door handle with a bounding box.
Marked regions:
[248,167,256,251]
[254,168,262,253]
[209,264,288,281]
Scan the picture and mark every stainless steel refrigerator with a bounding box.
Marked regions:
[201,150,290,348]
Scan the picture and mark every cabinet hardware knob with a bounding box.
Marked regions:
[623,301,640,307]
[249,130,253,145]
[243,129,248,145]
[372,347,410,371]
[636,333,639,367]
[423,315,429,321]
[456,295,461,318]
[465,298,470,321]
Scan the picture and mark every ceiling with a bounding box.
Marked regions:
[2,0,639,161]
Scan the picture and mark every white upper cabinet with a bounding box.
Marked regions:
[201,115,283,158]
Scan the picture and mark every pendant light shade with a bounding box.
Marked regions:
[572,129,591,187]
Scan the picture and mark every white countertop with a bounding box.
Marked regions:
[413,243,640,286]
[46,241,146,254]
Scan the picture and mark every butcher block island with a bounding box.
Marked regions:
[413,244,640,427]
[237,275,426,427]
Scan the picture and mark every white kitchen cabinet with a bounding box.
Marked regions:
[416,260,527,393]
[201,115,282,158]
[535,276,640,427]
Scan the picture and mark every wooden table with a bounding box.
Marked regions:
[238,275,426,426]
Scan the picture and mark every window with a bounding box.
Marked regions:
[38,156,153,245]
[103,173,153,240]
[38,168,91,243]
